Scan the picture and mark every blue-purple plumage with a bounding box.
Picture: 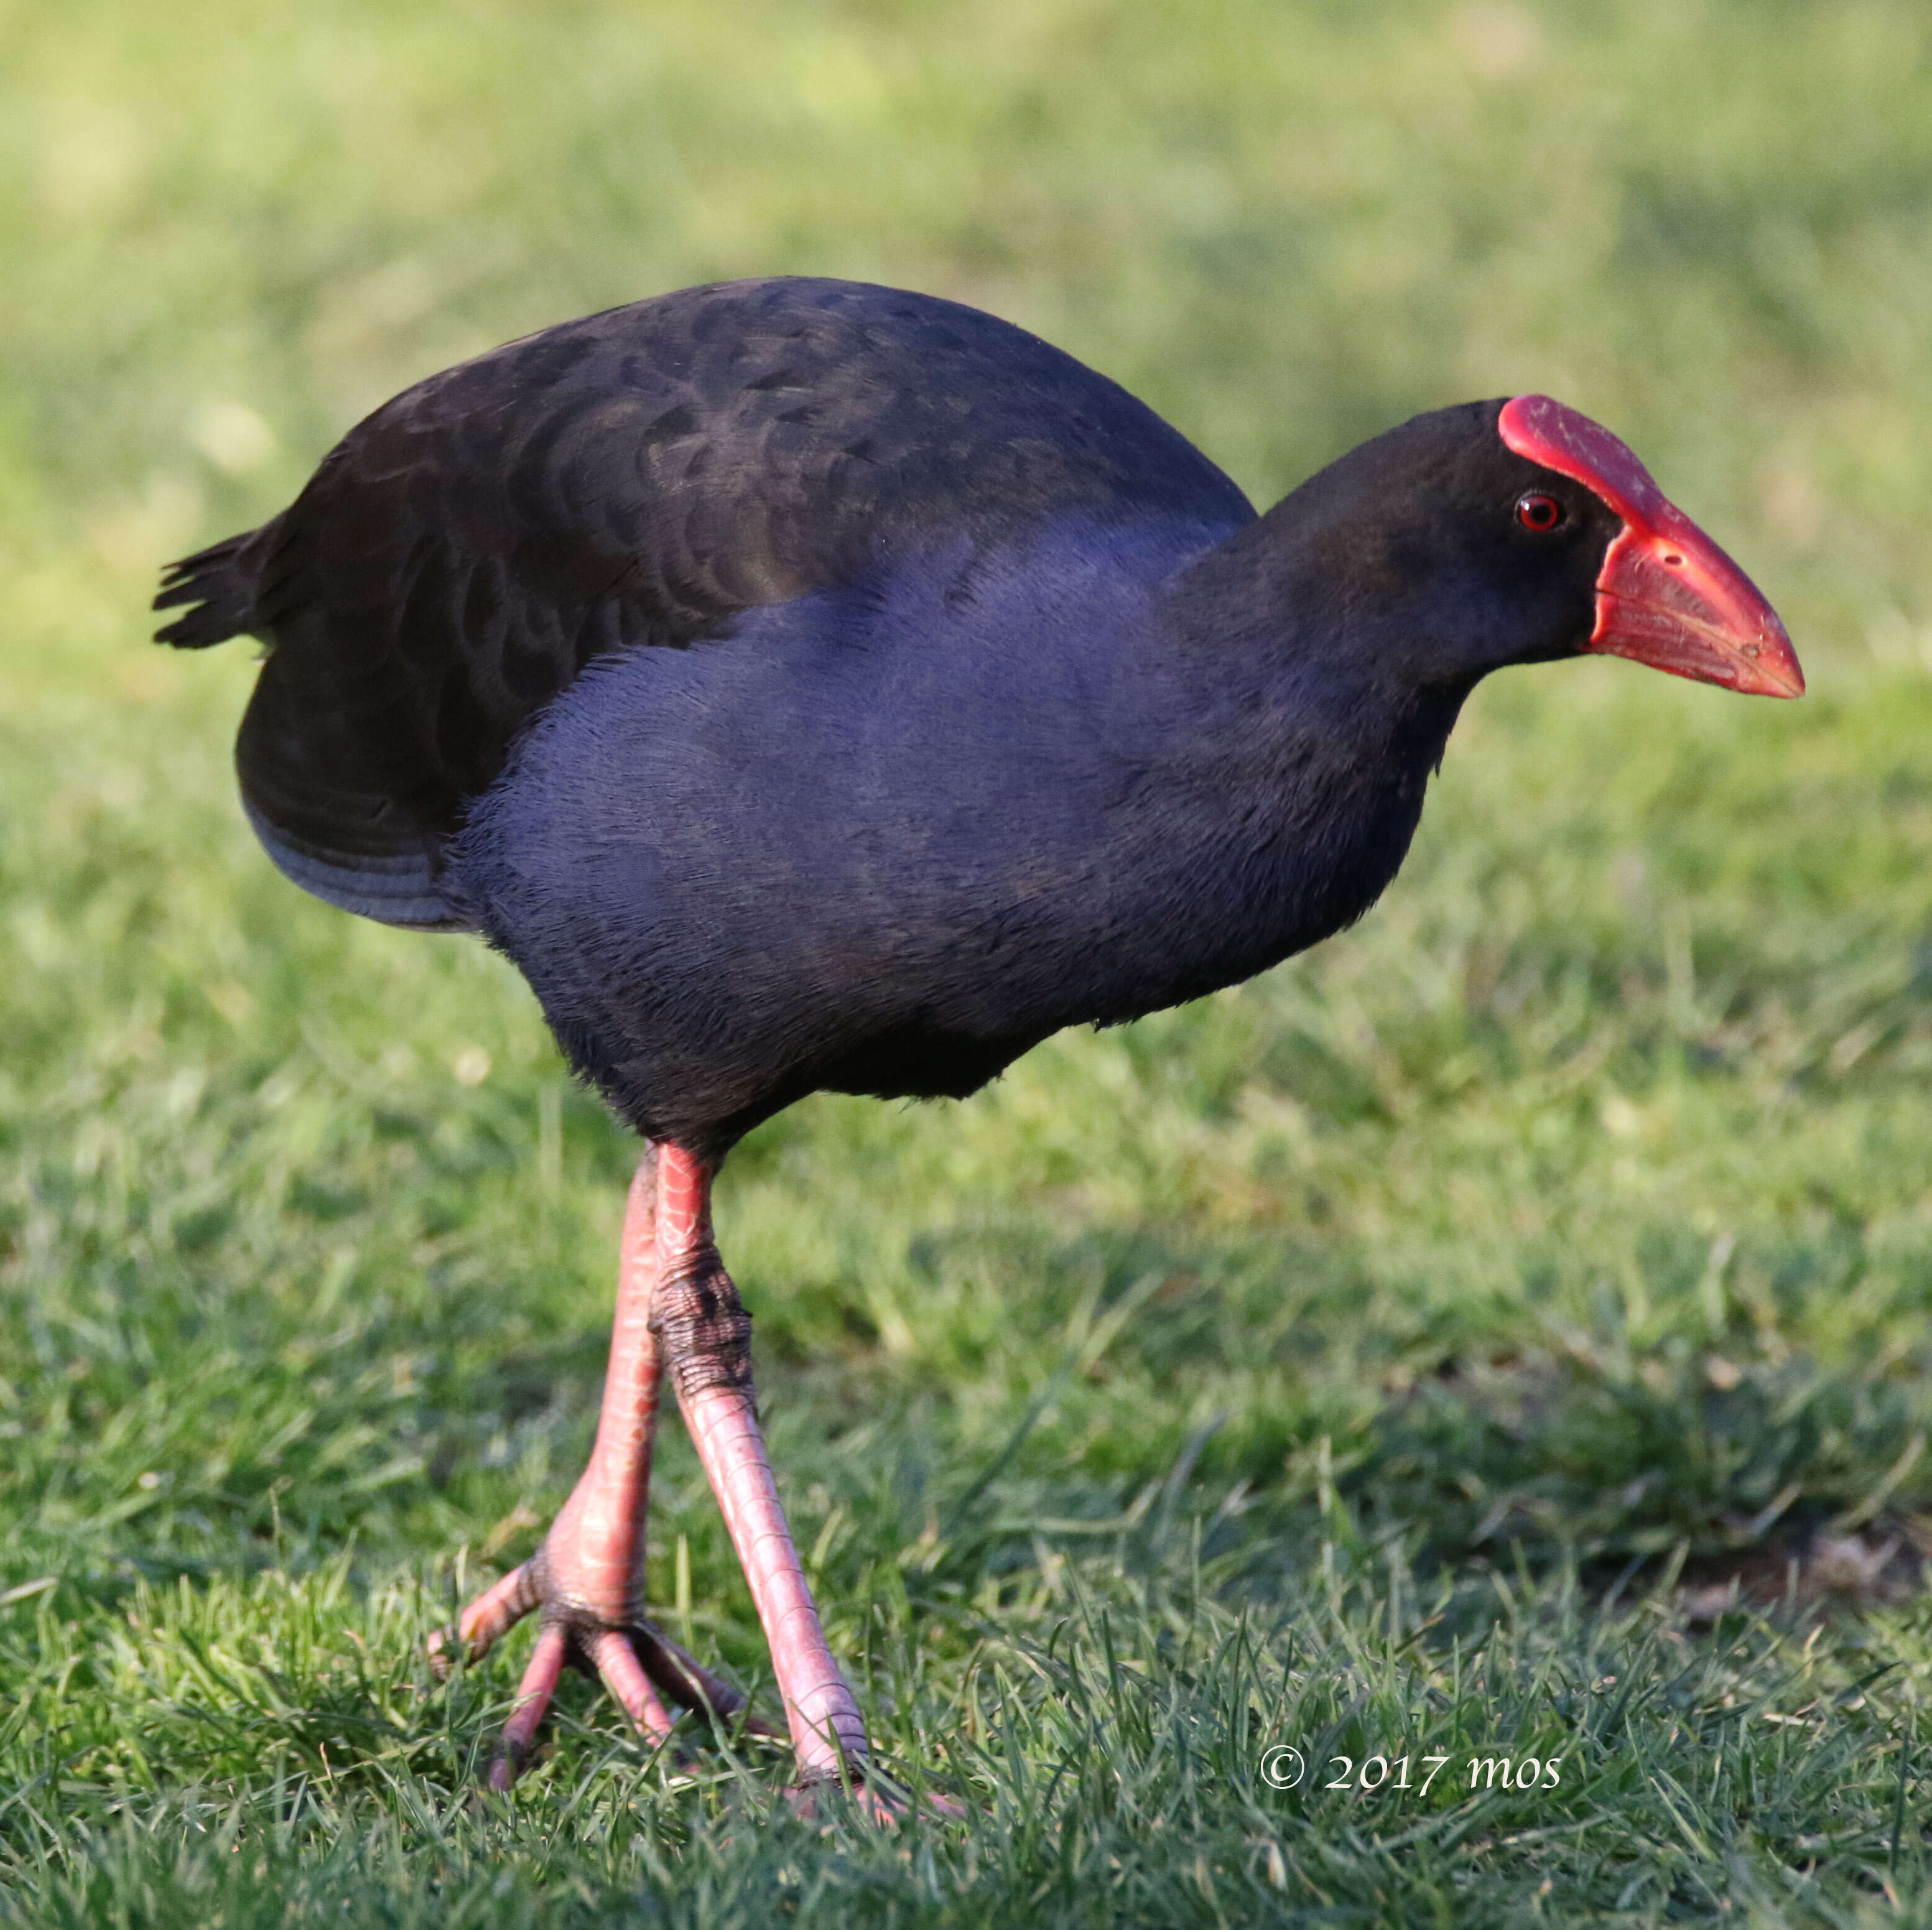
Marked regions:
[156,276,1625,1155]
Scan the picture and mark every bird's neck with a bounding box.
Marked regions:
[1066,515,1479,1015]
[1162,498,1479,741]
[1138,508,1477,815]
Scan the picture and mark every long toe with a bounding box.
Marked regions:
[783,1770,970,1827]
[621,1621,786,1742]
[427,1559,543,1678]
[487,1623,571,1791]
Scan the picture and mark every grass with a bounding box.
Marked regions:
[5,0,1932,1920]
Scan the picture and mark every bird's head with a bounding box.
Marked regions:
[1244,394,1803,703]
[1492,392,1802,697]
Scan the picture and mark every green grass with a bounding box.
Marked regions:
[6,0,1932,1921]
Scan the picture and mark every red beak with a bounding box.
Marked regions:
[1499,394,1804,699]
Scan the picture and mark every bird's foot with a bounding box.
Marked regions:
[429,1543,777,1790]
[782,1766,970,1827]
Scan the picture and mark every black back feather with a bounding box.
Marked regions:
[154,277,1250,929]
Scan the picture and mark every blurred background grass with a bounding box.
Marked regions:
[6,0,1932,1921]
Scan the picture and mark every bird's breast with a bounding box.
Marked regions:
[451,529,1437,1147]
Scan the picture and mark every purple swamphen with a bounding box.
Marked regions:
[156,277,1802,1804]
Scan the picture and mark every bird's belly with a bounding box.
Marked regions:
[814,1019,1045,1105]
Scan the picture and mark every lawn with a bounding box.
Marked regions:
[5,0,1932,1921]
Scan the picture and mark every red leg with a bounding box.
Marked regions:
[524,1153,667,1631]
[652,1146,880,1794]
[433,1153,767,1784]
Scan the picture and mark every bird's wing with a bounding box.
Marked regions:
[154,277,1252,930]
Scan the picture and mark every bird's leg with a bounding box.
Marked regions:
[432,1151,765,1788]
[651,1144,877,1797]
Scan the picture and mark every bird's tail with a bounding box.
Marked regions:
[152,527,268,647]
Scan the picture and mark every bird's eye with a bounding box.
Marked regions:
[1515,493,1564,532]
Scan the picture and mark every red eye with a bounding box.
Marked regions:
[1516,492,1564,532]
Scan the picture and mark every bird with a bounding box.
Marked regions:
[154,274,1803,1807]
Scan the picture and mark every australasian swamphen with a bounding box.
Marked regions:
[155,276,1803,1806]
